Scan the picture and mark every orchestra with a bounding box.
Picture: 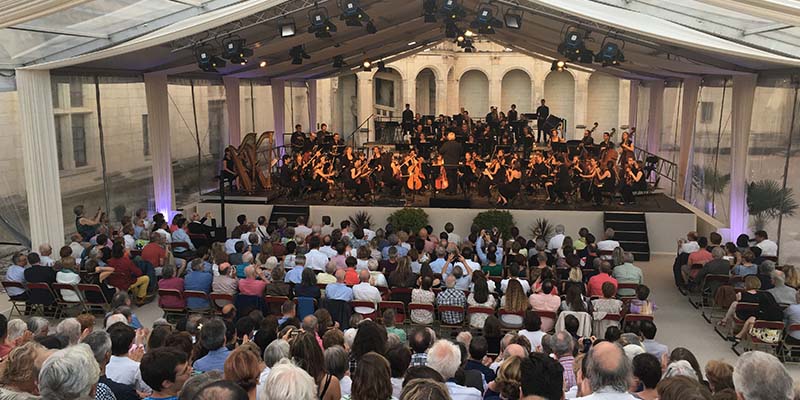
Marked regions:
[225,103,650,208]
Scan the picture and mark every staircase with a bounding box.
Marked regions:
[603,212,650,262]
[269,205,310,228]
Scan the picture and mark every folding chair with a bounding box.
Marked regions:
[51,283,87,315]
[780,324,800,362]
[78,284,112,314]
[743,320,784,356]
[157,289,187,319]
[616,283,639,302]
[380,301,408,325]
[408,303,435,327]
[730,302,759,338]
[184,290,212,314]
[437,304,466,334]
[700,274,731,323]
[265,295,290,315]
[25,283,59,318]
[593,313,621,339]
[2,281,27,317]
[622,313,653,329]
[498,309,525,331]
[686,264,705,308]
[378,286,391,300]
[351,300,379,319]
[466,306,496,331]
[389,287,412,303]
[210,292,235,315]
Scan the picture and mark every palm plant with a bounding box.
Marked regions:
[691,164,730,217]
[529,218,555,242]
[747,179,799,231]
[349,210,372,231]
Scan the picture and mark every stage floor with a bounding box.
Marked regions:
[200,189,691,214]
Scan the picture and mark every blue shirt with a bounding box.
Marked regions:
[381,245,409,260]
[4,265,26,297]
[429,258,447,275]
[193,347,230,372]
[145,397,177,400]
[285,267,304,284]
[475,237,503,266]
[184,270,212,309]
[171,229,195,252]
[325,283,354,301]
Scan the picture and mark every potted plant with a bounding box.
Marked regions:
[349,210,373,232]
[387,208,429,234]
[472,210,515,240]
[529,218,555,242]
[747,179,798,232]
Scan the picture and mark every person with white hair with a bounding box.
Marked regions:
[105,313,128,327]
[548,224,566,253]
[597,228,621,255]
[27,316,49,338]
[257,339,291,400]
[767,270,797,305]
[38,344,101,400]
[55,318,83,346]
[733,351,793,400]
[6,319,29,347]
[368,259,388,287]
[38,243,55,266]
[426,340,481,400]
[261,359,318,400]
[352,269,381,315]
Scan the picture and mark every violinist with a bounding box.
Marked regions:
[619,131,635,164]
[439,132,463,195]
[579,158,599,202]
[384,154,403,196]
[497,160,522,206]
[313,156,336,202]
[459,151,478,193]
[350,159,372,202]
[592,160,615,206]
[620,158,645,205]
[528,152,550,191]
[340,146,355,173]
[548,154,573,204]
[550,129,564,144]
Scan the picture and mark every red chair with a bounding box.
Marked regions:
[408,303,436,327]
[2,281,27,317]
[622,313,653,328]
[210,292,234,315]
[51,283,86,314]
[265,295,290,315]
[498,309,525,330]
[158,289,186,318]
[351,300,379,319]
[593,313,621,338]
[467,306,496,330]
[378,286,391,300]
[379,301,407,325]
[78,284,112,313]
[488,276,502,287]
[536,310,558,333]
[437,305,466,332]
[184,290,212,314]
[731,302,759,337]
[170,242,191,252]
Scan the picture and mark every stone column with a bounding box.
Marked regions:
[677,77,701,200]
[489,78,502,110]
[404,76,416,113]
[144,73,175,217]
[628,80,640,129]
[16,69,65,248]
[436,79,448,117]
[356,71,375,143]
[573,74,590,140]
[222,76,241,147]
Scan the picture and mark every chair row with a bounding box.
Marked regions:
[2,280,112,318]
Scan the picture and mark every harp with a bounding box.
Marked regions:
[225,131,275,193]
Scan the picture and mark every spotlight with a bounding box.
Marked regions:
[259,60,267,68]
[196,46,226,73]
[423,0,437,23]
[340,0,371,28]
[557,26,593,62]
[308,7,337,38]
[470,2,501,34]
[595,39,625,67]
[333,55,346,68]
[376,61,387,72]
[290,45,310,65]
[440,0,465,21]
[221,38,253,65]
[280,21,296,37]
[365,21,377,34]
[456,33,465,42]
[550,59,567,72]
[445,21,460,38]
[503,8,523,29]
[362,60,372,71]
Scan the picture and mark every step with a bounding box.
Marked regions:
[619,241,650,254]
[603,212,646,222]
[614,231,649,242]
[631,252,650,262]
[605,221,647,232]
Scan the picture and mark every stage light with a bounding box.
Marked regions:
[445,21,460,38]
[221,38,254,65]
[362,60,372,71]
[376,61,387,72]
[280,21,296,37]
[503,8,523,29]
[340,0,373,29]
[365,21,377,34]
[308,7,337,38]
[470,2,501,35]
[259,60,267,68]
[550,59,567,72]
[456,33,465,42]
[557,26,593,62]
[595,39,625,67]
[408,41,417,46]
[440,0,465,20]
[423,0,437,23]
[333,55,346,68]
[196,46,226,73]
[290,45,310,65]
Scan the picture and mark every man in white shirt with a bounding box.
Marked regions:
[320,216,335,238]
[224,237,239,254]
[547,225,566,253]
[678,231,700,254]
[352,269,381,315]
[69,233,85,259]
[304,236,329,272]
[294,216,313,241]
[319,235,337,259]
[754,230,778,257]
[106,322,152,394]
[596,228,621,254]
[575,342,637,399]
[501,263,531,294]
[445,222,461,246]
[427,340,482,400]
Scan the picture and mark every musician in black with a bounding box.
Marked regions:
[349,158,371,201]
[620,158,645,205]
[290,124,306,154]
[548,155,573,204]
[536,99,549,143]
[221,147,238,190]
[317,123,331,141]
[581,129,595,147]
[402,104,414,137]
[599,131,613,152]
[439,132,463,195]
[508,104,518,122]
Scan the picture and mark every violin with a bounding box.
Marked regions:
[407,157,424,191]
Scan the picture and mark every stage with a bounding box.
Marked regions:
[196,189,695,256]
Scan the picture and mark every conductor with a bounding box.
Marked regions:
[402,104,414,138]
[439,132,463,195]
[536,99,549,144]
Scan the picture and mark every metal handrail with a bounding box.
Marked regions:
[345,113,375,148]
[634,145,678,197]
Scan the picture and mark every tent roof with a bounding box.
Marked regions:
[10,0,800,80]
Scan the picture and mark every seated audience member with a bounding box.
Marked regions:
[628,285,656,315]
[0,342,49,398]
[520,352,564,400]
[518,310,545,352]
[106,322,151,393]
[285,255,307,284]
[277,301,296,326]
[692,247,730,293]
[38,344,100,400]
[596,228,621,253]
[383,309,407,342]
[82,330,141,400]
[464,336,496,383]
[733,351,793,400]
[466,277,497,329]
[757,260,777,290]
[195,380,249,400]
[682,237,713,283]
[184,258,212,310]
[348,351,391,400]
[260,359,317,400]
[411,277,436,325]
[326,270,354,302]
[499,279,528,328]
[579,341,636,399]
[767,270,797,305]
[640,320,669,361]
[265,267,292,297]
[23,252,57,308]
[427,340,482,400]
[140,348,191,400]
[212,262,239,300]
[317,261,338,285]
[55,318,81,346]
[731,249,758,279]
[141,233,168,271]
[388,257,417,291]
[55,256,82,302]
[612,251,643,297]
[784,292,800,343]
[409,327,433,367]
[239,265,268,298]
[587,261,618,297]
[384,344,411,398]
[171,217,196,258]
[501,263,530,294]
[158,264,186,309]
[704,359,735,395]
[352,269,381,315]
[528,279,560,332]
[4,252,28,301]
[106,243,150,304]
[294,268,321,300]
[561,284,588,312]
[223,347,264,400]
[436,275,466,325]
[592,282,623,336]
[193,318,230,373]
[485,355,521,400]
[632,353,661,400]
[753,229,778,258]
[731,280,783,343]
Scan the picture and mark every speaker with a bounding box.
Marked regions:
[429,198,471,208]
[544,114,562,131]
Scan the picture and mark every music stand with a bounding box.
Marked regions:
[551,142,568,154]
[395,143,410,152]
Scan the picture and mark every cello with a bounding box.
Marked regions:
[407,157,424,191]
[434,156,449,191]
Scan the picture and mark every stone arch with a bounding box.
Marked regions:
[501,69,532,114]
[459,69,489,117]
[543,70,575,137]
[415,68,437,116]
[587,72,620,132]
[373,67,404,117]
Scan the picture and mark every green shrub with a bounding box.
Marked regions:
[387,208,429,234]
[473,210,515,240]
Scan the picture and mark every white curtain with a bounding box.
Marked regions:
[646,80,665,155]
[144,73,175,216]
[307,79,317,132]
[729,74,758,238]
[16,69,65,248]
[628,80,639,131]
[271,79,286,150]
[677,78,701,199]
[223,76,241,147]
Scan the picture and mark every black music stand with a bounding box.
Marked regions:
[395,143,411,152]
[551,142,568,154]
